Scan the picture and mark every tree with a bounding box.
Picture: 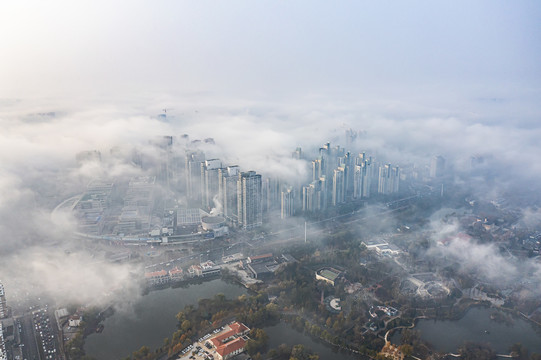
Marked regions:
[132,346,150,360]
[399,344,413,357]
[459,342,496,360]
[290,344,319,360]
[181,319,192,332]
[510,343,528,360]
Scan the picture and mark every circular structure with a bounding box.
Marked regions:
[201,215,226,231]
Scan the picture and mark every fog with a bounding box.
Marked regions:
[1,1,540,308]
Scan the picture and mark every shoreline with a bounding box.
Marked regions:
[385,302,541,357]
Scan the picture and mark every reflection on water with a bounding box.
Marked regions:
[264,323,360,360]
[84,279,247,360]
[391,307,541,354]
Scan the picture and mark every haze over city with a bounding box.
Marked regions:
[1,1,541,360]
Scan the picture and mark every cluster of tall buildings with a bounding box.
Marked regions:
[74,135,448,234]
[0,282,8,360]
[185,151,263,230]
[185,140,404,224]
[301,142,400,213]
[117,176,156,234]
[0,282,6,319]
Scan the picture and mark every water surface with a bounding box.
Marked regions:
[264,322,360,360]
[391,307,541,354]
[84,279,247,360]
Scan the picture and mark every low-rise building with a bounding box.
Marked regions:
[188,261,221,278]
[315,267,342,286]
[246,253,273,264]
[145,270,170,285]
[169,267,184,282]
[374,244,401,256]
[68,314,83,327]
[210,322,250,360]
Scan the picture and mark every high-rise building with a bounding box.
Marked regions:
[354,160,372,199]
[0,281,6,319]
[341,152,355,200]
[185,150,205,204]
[201,159,223,209]
[312,158,324,181]
[302,177,326,212]
[0,323,6,360]
[281,187,295,219]
[378,164,400,195]
[75,150,101,166]
[219,166,240,219]
[237,171,262,230]
[292,147,302,159]
[262,178,281,213]
[430,155,445,178]
[332,166,345,206]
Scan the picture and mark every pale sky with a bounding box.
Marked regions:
[1,0,540,108]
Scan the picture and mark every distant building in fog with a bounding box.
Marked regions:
[378,164,400,195]
[281,187,295,219]
[354,160,372,198]
[185,150,205,204]
[430,155,445,178]
[201,159,223,209]
[302,177,327,212]
[75,150,101,165]
[292,147,302,159]
[219,166,240,220]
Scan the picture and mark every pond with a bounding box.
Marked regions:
[264,322,362,360]
[390,307,541,354]
[84,279,247,360]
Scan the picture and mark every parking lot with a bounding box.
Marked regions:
[177,326,228,360]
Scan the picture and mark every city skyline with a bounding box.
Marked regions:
[1,2,541,359]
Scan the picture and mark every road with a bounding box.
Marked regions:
[19,314,40,360]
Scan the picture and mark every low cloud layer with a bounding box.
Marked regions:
[427,214,541,294]
[1,94,540,306]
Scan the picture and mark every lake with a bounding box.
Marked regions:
[264,323,361,360]
[84,279,247,360]
[390,307,541,354]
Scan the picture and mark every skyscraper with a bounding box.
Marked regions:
[312,158,324,181]
[302,177,326,212]
[332,166,345,206]
[378,164,400,195]
[219,165,240,219]
[354,160,372,199]
[0,281,6,319]
[292,147,302,159]
[185,150,205,204]
[201,159,223,209]
[281,187,295,219]
[341,152,355,200]
[430,155,445,178]
[237,171,262,229]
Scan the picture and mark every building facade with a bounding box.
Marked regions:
[237,171,262,229]
[378,164,400,195]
